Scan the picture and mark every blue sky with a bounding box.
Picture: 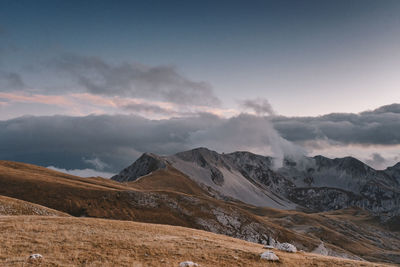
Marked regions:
[1,0,400,117]
[1,0,400,174]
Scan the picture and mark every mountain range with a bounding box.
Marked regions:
[1,148,399,265]
[112,147,400,223]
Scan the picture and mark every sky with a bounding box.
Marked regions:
[1,0,400,176]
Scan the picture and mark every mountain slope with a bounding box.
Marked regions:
[0,195,69,216]
[127,165,210,197]
[0,216,390,267]
[2,160,400,264]
[0,160,284,245]
[113,148,297,209]
[278,155,400,217]
[113,148,400,219]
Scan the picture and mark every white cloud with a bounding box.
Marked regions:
[82,157,109,170]
[47,166,114,178]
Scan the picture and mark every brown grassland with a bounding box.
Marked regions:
[0,215,394,267]
[0,195,69,217]
[0,160,399,266]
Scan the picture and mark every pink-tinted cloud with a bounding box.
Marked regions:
[0,92,74,106]
[0,91,238,119]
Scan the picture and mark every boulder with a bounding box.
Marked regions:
[260,251,279,261]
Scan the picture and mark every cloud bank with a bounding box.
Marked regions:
[1,103,399,173]
[272,103,400,145]
[0,113,301,172]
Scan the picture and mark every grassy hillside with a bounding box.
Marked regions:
[0,160,399,264]
[0,216,392,267]
[0,195,69,216]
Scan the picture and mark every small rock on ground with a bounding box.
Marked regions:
[276,242,297,253]
[180,261,199,267]
[28,254,43,262]
[260,251,279,261]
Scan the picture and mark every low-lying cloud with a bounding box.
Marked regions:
[0,113,302,172]
[47,166,114,178]
[365,153,387,170]
[272,104,400,145]
[1,104,400,172]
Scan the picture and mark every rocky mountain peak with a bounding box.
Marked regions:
[111,147,400,218]
[111,152,166,182]
[387,162,400,170]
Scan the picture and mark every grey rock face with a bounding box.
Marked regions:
[278,155,400,217]
[112,147,400,218]
[111,153,166,182]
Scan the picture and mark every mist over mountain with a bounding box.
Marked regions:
[112,147,400,221]
[1,103,400,175]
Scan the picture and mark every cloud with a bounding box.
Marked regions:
[0,71,25,91]
[0,91,232,120]
[365,153,387,169]
[189,113,304,167]
[272,104,400,145]
[47,54,221,107]
[0,113,216,172]
[0,112,302,172]
[241,98,275,116]
[121,102,175,116]
[1,103,400,172]
[47,166,114,178]
[82,157,110,171]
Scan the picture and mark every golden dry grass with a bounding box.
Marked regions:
[1,160,399,265]
[127,166,209,197]
[0,195,69,216]
[0,216,392,267]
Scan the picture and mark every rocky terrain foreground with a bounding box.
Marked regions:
[0,216,393,266]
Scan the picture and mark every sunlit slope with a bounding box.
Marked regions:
[0,216,392,267]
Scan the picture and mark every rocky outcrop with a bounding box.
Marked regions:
[112,147,400,218]
[111,153,166,182]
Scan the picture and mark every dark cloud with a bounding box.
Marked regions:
[0,113,221,172]
[0,112,302,172]
[361,104,400,115]
[0,71,25,91]
[241,98,275,116]
[1,104,400,172]
[47,54,220,106]
[272,104,400,145]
